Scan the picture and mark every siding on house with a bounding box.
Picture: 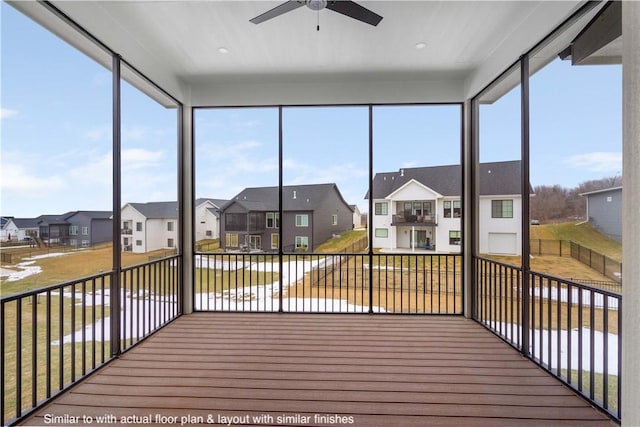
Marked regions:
[369,161,524,255]
[220,184,352,252]
[581,186,622,242]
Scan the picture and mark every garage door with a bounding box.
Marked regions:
[488,232,517,255]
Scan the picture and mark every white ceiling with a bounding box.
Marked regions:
[11,1,604,106]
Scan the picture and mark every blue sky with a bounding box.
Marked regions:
[1,2,622,218]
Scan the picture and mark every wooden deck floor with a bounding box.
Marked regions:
[22,313,615,426]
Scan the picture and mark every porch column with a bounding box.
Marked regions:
[181,104,194,315]
[622,1,640,425]
[462,99,474,318]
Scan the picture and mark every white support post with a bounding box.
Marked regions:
[622,1,640,425]
[181,105,194,315]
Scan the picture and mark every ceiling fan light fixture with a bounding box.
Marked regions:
[306,0,328,11]
[218,47,229,54]
[415,42,427,50]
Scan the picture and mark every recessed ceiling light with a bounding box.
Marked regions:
[415,42,427,50]
[218,47,229,54]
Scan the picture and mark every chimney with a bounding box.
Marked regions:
[400,169,404,177]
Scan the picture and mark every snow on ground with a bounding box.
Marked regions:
[54,257,383,345]
[531,285,619,309]
[484,321,618,374]
[1,252,70,282]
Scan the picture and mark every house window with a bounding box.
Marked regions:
[449,230,461,245]
[295,214,309,227]
[225,213,247,231]
[81,226,89,235]
[136,240,142,246]
[375,228,388,238]
[122,222,130,230]
[136,222,143,231]
[225,233,238,247]
[70,239,77,246]
[206,230,212,237]
[271,233,279,250]
[444,201,451,218]
[69,226,78,235]
[81,240,89,247]
[374,203,388,215]
[443,200,460,218]
[331,214,338,225]
[167,238,174,248]
[167,221,174,231]
[453,200,461,218]
[295,236,308,250]
[492,200,513,218]
[266,212,280,228]
[248,235,261,250]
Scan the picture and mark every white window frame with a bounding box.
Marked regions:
[375,228,388,238]
[167,221,174,231]
[331,214,338,225]
[374,202,388,215]
[271,233,279,250]
[295,236,309,250]
[81,226,89,235]
[295,214,309,227]
[69,226,79,235]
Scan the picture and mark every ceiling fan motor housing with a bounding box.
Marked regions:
[306,0,328,11]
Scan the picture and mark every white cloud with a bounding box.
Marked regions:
[122,148,164,170]
[84,126,111,142]
[0,108,19,120]
[0,164,65,193]
[565,152,622,173]
[123,126,148,142]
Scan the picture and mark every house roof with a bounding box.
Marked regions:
[12,218,41,229]
[579,186,623,197]
[127,202,178,219]
[368,160,524,199]
[223,183,349,212]
[0,217,11,229]
[196,198,229,208]
[67,211,113,220]
[35,212,76,226]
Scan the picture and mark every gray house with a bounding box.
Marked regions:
[66,211,113,247]
[36,211,113,247]
[581,186,622,242]
[220,183,353,252]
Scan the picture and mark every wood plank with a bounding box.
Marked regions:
[19,313,616,427]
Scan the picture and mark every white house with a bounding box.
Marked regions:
[194,198,228,241]
[122,199,227,253]
[349,204,363,229]
[121,202,178,253]
[0,217,20,242]
[369,160,524,255]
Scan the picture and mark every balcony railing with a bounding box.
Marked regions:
[121,229,133,235]
[0,255,182,426]
[474,256,621,421]
[194,252,462,314]
[391,214,437,225]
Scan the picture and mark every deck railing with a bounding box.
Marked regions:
[194,252,462,314]
[0,255,182,426]
[474,256,621,421]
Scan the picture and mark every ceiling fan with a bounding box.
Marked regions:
[250,0,383,28]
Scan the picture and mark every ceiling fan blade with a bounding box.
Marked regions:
[326,1,383,26]
[250,1,306,24]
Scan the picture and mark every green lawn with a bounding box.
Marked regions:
[530,222,622,261]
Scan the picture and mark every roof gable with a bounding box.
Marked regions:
[387,179,443,200]
[127,202,178,219]
[370,160,523,199]
[222,183,349,212]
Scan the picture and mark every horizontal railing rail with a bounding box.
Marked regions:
[194,252,462,314]
[1,255,182,426]
[473,256,621,422]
